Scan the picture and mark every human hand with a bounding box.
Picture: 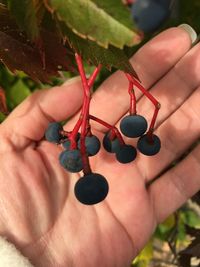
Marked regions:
[0,26,199,267]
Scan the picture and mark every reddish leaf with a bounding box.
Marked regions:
[0,5,76,82]
[40,29,77,74]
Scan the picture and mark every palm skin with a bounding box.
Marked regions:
[0,27,199,267]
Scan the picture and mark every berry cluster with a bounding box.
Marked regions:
[129,0,172,33]
[45,122,109,204]
[45,54,161,205]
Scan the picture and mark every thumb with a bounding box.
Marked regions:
[0,76,83,147]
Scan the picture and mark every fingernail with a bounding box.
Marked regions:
[178,24,197,44]
[63,76,81,86]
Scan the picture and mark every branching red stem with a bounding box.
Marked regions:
[75,53,101,175]
[69,118,82,150]
[126,73,161,137]
[88,65,102,88]
[89,115,125,145]
[75,53,91,174]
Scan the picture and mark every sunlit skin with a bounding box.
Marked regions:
[0,27,199,267]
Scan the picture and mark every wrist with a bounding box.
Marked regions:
[21,234,74,267]
[0,236,34,267]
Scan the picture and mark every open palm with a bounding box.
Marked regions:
[0,27,199,267]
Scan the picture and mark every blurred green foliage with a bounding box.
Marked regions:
[132,206,200,267]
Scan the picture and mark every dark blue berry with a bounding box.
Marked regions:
[62,140,72,150]
[116,144,137,163]
[103,132,121,153]
[154,0,171,8]
[45,122,63,143]
[74,173,109,205]
[78,135,101,157]
[59,149,83,173]
[131,0,170,33]
[120,115,147,138]
[137,134,161,156]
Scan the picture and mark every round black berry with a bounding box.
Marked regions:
[116,144,137,163]
[103,132,121,153]
[131,0,170,33]
[74,173,109,205]
[62,139,72,150]
[45,122,63,143]
[78,135,101,156]
[59,149,83,173]
[137,134,161,156]
[120,115,148,138]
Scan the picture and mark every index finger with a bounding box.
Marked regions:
[0,77,83,149]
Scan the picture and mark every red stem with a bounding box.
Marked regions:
[80,64,102,120]
[69,118,82,150]
[127,80,137,115]
[88,65,102,88]
[124,0,134,5]
[89,115,125,146]
[126,73,161,137]
[75,54,102,175]
[60,130,70,138]
[75,53,91,175]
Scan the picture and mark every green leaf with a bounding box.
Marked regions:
[155,214,176,241]
[0,111,6,122]
[182,210,200,228]
[0,63,15,89]
[7,0,43,41]
[91,0,135,29]
[6,79,31,109]
[133,241,153,266]
[62,24,139,79]
[46,0,140,49]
